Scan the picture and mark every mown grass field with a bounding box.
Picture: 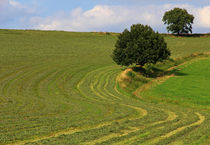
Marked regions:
[0,29,209,145]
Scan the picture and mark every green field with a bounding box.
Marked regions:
[0,29,209,144]
[140,58,210,108]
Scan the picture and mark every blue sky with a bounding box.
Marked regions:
[0,0,210,33]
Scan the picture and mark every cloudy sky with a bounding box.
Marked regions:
[0,0,210,33]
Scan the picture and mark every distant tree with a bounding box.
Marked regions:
[112,24,171,67]
[162,8,194,35]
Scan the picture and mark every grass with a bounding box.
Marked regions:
[165,36,210,58]
[140,58,210,108]
[0,29,209,145]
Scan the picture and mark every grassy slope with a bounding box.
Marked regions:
[165,36,210,58]
[141,58,210,108]
[131,55,210,145]
[0,29,209,145]
[0,30,118,144]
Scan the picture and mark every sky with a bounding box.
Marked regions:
[0,0,210,33]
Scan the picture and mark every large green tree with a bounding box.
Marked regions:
[162,8,194,35]
[112,24,171,67]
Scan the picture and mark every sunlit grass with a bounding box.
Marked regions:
[0,29,209,144]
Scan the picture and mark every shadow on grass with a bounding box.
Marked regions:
[162,33,210,38]
[132,66,187,78]
[173,34,206,37]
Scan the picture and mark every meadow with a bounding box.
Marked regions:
[0,29,209,144]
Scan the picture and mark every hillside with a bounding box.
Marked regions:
[0,29,209,144]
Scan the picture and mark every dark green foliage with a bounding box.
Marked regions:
[162,8,194,35]
[112,24,171,67]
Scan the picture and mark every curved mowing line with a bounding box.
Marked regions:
[0,64,49,116]
[150,110,177,126]
[43,67,89,115]
[125,112,200,144]
[97,68,121,99]
[2,66,92,137]
[5,64,178,145]
[120,104,148,119]
[0,66,58,126]
[90,75,107,100]
[83,65,149,126]
[76,66,113,102]
[0,70,29,106]
[0,65,64,140]
[103,71,122,100]
[82,71,180,145]
[83,108,177,145]
[10,65,150,145]
[76,65,125,103]
[88,67,149,121]
[88,70,179,145]
[112,110,178,145]
[89,70,120,118]
[94,69,118,100]
[10,109,146,145]
[5,56,209,145]
[92,86,149,123]
[97,60,207,145]
[9,66,145,145]
[147,112,205,145]
[0,64,43,106]
[91,68,122,100]
[52,65,99,108]
[91,70,149,120]
[17,68,58,116]
[78,65,119,101]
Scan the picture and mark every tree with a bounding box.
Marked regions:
[162,8,194,35]
[112,24,171,67]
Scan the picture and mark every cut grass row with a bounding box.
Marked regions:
[0,30,209,144]
[124,55,210,144]
[15,63,204,144]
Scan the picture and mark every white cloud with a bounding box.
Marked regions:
[31,5,166,32]
[196,6,210,28]
[0,0,36,25]
[9,0,19,7]
[31,4,210,32]
[9,3,210,32]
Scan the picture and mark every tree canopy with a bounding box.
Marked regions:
[112,24,171,67]
[162,8,194,35]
